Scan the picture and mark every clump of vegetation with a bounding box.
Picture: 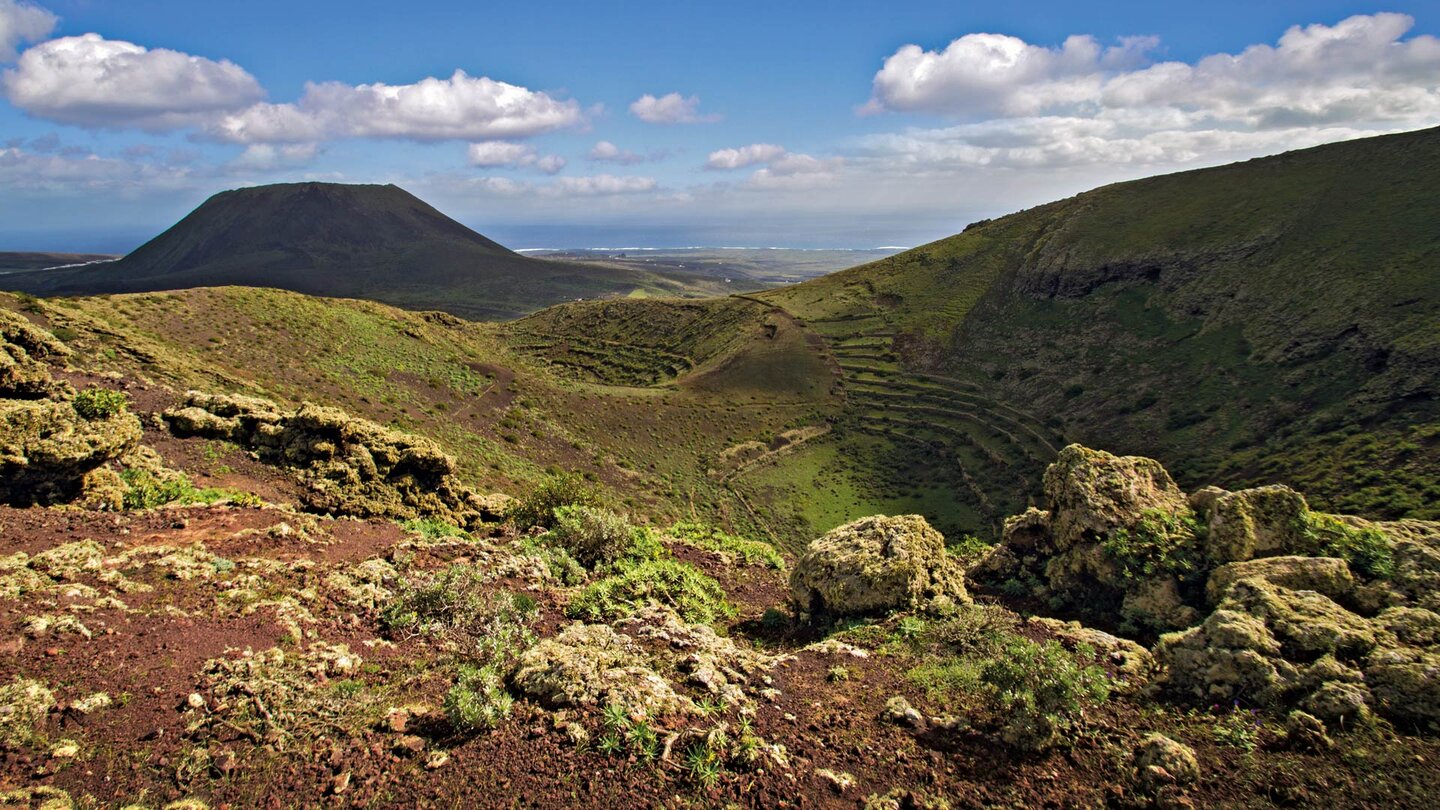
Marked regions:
[120,468,259,510]
[1102,508,1206,583]
[980,637,1111,751]
[1297,512,1395,579]
[1211,702,1262,751]
[445,663,514,732]
[542,505,661,569]
[380,565,537,648]
[902,606,1022,705]
[567,559,734,625]
[0,677,54,748]
[401,517,470,542]
[668,522,785,570]
[72,387,129,420]
[506,472,602,530]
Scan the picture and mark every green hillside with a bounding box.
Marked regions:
[761,126,1440,525]
[2,183,736,320]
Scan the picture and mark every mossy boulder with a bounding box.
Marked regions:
[0,399,142,505]
[789,514,969,619]
[1157,607,1294,705]
[1042,444,1192,551]
[1204,485,1309,563]
[1206,556,1354,605]
[0,309,70,400]
[164,391,498,527]
[1364,647,1440,730]
[1132,733,1199,793]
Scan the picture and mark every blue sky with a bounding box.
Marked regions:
[2,0,1438,251]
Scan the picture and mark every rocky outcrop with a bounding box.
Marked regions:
[164,391,499,527]
[789,515,969,619]
[0,311,142,506]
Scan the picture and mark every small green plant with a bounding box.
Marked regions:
[894,615,927,641]
[540,505,660,569]
[1102,509,1205,583]
[1212,702,1261,751]
[401,517,470,542]
[826,665,851,683]
[506,472,602,530]
[119,468,258,510]
[445,663,513,732]
[980,638,1111,751]
[628,718,660,761]
[72,388,129,420]
[566,559,734,625]
[684,742,723,788]
[1297,512,1395,579]
[948,533,994,562]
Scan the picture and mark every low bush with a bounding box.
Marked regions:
[445,663,513,732]
[1102,508,1205,583]
[1297,512,1394,579]
[120,468,259,510]
[566,559,734,625]
[506,472,601,530]
[72,388,129,420]
[542,505,661,569]
[980,637,1111,751]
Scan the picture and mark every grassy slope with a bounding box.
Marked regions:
[7,288,836,540]
[762,126,1440,522]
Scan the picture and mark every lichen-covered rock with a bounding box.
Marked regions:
[1132,733,1199,792]
[1284,710,1333,751]
[0,309,70,399]
[789,514,968,618]
[163,391,495,527]
[613,606,776,706]
[1221,578,1384,661]
[0,399,142,505]
[1042,445,1192,551]
[1157,608,1294,705]
[1363,647,1440,729]
[1300,681,1373,727]
[1204,485,1309,563]
[510,623,693,717]
[1377,606,1440,647]
[1206,556,1354,605]
[1120,576,1201,631]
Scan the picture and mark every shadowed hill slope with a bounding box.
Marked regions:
[2,182,734,320]
[762,126,1440,521]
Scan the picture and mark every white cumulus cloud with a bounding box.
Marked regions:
[588,140,657,164]
[3,33,264,131]
[467,140,566,174]
[552,174,657,195]
[210,70,583,143]
[629,92,719,124]
[0,0,55,62]
[705,143,786,169]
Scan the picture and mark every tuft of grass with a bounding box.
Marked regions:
[566,559,734,625]
[119,468,259,510]
[445,663,514,733]
[401,517,470,542]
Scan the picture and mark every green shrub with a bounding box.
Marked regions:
[542,505,659,569]
[445,663,513,732]
[401,517,470,542]
[981,637,1110,751]
[1102,508,1205,583]
[1297,512,1395,579]
[72,388,129,420]
[380,568,538,649]
[506,472,601,530]
[667,522,785,570]
[567,559,734,625]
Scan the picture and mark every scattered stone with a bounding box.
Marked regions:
[881,696,924,728]
[789,514,969,619]
[1133,733,1199,792]
[69,692,112,715]
[816,768,857,792]
[424,750,450,770]
[1284,710,1333,751]
[392,735,426,757]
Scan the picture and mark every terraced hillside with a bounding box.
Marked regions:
[764,126,1440,523]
